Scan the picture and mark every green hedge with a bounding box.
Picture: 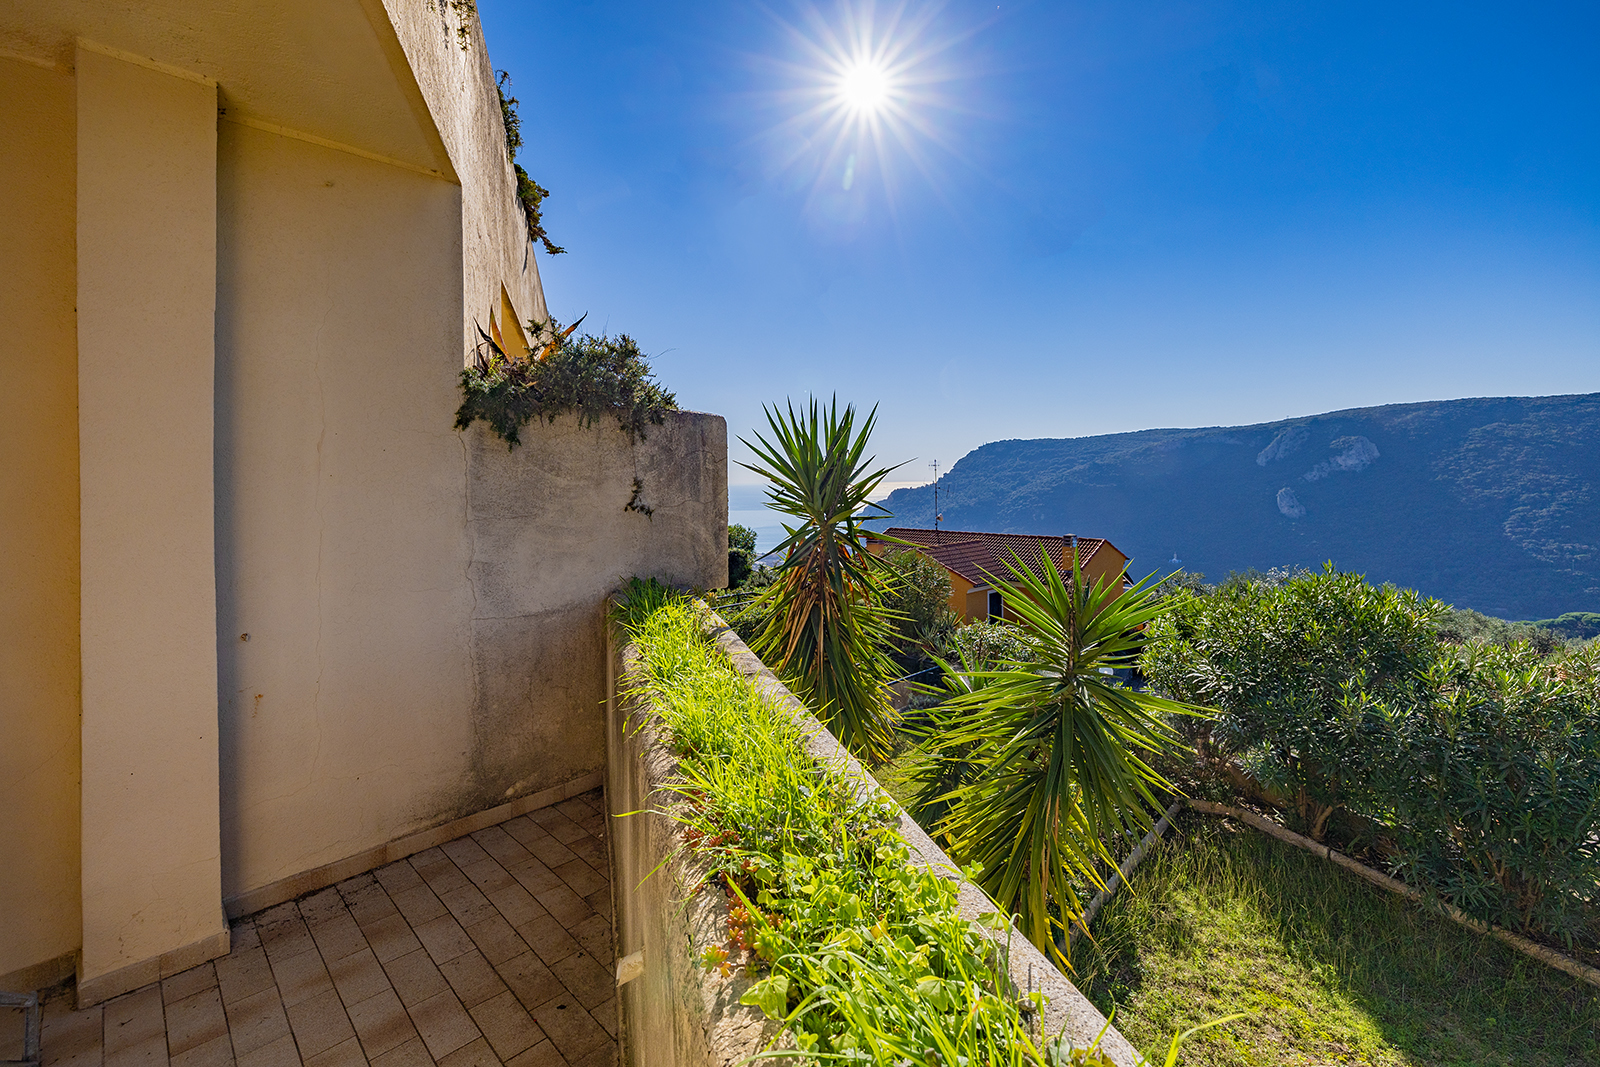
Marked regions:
[1143,567,1600,946]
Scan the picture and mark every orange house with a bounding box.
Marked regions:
[867,527,1131,623]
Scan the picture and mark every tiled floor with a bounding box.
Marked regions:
[40,791,617,1067]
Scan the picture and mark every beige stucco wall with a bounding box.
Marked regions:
[0,55,82,990]
[214,119,474,902]
[74,46,229,1001]
[214,111,729,905]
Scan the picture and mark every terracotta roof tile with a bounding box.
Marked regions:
[871,528,1121,588]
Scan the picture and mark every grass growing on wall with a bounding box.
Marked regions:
[617,588,1099,1064]
[1073,818,1600,1067]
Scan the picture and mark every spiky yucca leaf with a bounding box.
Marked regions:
[934,548,1201,963]
[739,398,903,760]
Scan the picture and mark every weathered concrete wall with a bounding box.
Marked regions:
[381,0,548,354]
[0,55,82,992]
[466,413,729,814]
[606,609,1142,1067]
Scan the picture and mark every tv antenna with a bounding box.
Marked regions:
[930,460,941,542]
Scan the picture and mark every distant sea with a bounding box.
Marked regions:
[730,480,930,560]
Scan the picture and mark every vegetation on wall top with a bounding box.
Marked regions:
[454,317,676,448]
[615,587,1155,1064]
[496,72,564,256]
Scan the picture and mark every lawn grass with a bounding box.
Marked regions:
[1071,815,1600,1067]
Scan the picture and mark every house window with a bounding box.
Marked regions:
[987,590,1003,621]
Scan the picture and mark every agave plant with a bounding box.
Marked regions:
[738,398,903,760]
[932,548,1200,963]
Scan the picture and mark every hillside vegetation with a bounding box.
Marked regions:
[874,393,1600,620]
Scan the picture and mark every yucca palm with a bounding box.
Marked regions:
[932,549,1199,963]
[739,398,902,760]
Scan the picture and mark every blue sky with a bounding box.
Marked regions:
[480,0,1598,539]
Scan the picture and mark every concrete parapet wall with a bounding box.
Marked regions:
[605,608,1141,1067]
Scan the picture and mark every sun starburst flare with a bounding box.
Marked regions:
[752,1,986,228]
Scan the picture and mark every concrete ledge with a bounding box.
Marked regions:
[224,770,603,920]
[77,927,231,1008]
[0,952,76,997]
[606,605,1143,1067]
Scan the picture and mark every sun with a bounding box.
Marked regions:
[838,59,892,116]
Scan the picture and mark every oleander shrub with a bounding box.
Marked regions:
[1142,566,1600,944]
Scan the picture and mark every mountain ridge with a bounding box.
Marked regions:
[871,393,1600,619]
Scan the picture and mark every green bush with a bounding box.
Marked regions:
[1143,566,1444,840]
[1387,641,1600,943]
[727,523,759,588]
[876,547,958,667]
[454,321,676,448]
[1142,566,1600,945]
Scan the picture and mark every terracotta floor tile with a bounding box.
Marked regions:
[505,1041,566,1067]
[103,988,165,1054]
[297,890,347,927]
[436,951,506,1012]
[528,811,587,847]
[326,951,390,1010]
[406,992,478,1061]
[355,914,421,965]
[549,955,611,1012]
[379,950,448,1010]
[437,887,496,931]
[439,839,491,871]
[283,990,355,1059]
[234,1033,299,1067]
[372,863,423,898]
[223,989,291,1058]
[339,882,398,932]
[302,1037,366,1067]
[459,861,515,898]
[525,998,607,1063]
[590,998,616,1041]
[550,862,606,900]
[484,885,546,930]
[468,827,531,869]
[168,1033,233,1067]
[365,1036,429,1067]
[464,915,528,966]
[411,858,469,898]
[161,965,217,1008]
[519,836,579,872]
[268,949,334,1009]
[467,991,543,1060]
[492,955,563,1016]
[164,989,228,1056]
[386,887,446,931]
[42,1000,104,1067]
[345,990,414,1061]
[229,923,261,954]
[102,1034,167,1067]
[307,914,369,965]
[530,887,591,931]
[212,946,271,1003]
[412,917,473,967]
[434,1038,497,1067]
[506,861,561,897]
[43,799,613,1067]
[511,916,579,967]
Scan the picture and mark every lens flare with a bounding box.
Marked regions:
[753,1,982,227]
[838,60,891,115]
